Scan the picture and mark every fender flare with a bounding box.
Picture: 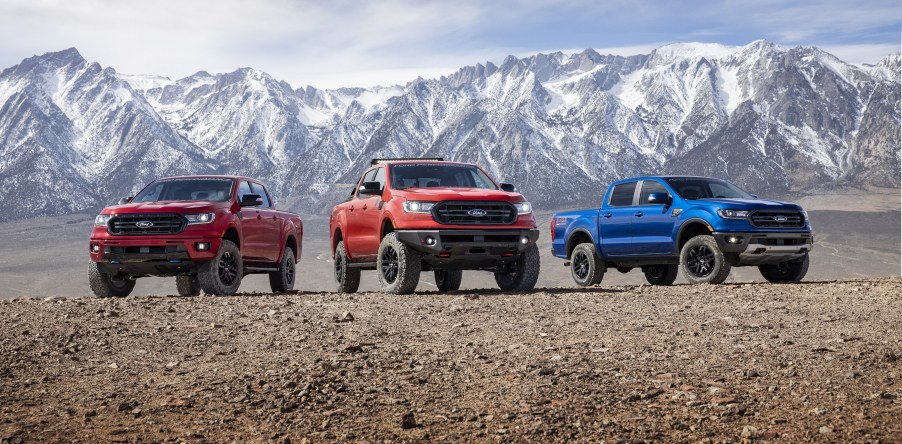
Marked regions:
[565,228,597,259]
[675,217,714,247]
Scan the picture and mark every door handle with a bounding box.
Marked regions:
[362,204,368,210]
[272,215,277,220]
[635,211,643,217]
[256,213,262,220]
[349,205,354,212]
[603,212,612,218]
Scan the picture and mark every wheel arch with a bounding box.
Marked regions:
[223,226,240,249]
[565,228,596,259]
[676,218,713,252]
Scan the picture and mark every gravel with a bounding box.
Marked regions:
[1,278,901,442]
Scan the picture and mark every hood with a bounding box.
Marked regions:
[104,200,230,214]
[392,188,525,202]
[689,198,802,211]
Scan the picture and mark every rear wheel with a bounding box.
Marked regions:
[377,233,421,294]
[495,243,541,292]
[175,275,200,296]
[643,264,678,285]
[759,255,809,283]
[570,243,604,287]
[434,270,463,292]
[198,240,243,296]
[334,241,360,293]
[269,247,296,293]
[88,262,135,298]
[679,235,731,284]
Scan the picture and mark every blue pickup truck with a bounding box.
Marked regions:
[551,176,813,286]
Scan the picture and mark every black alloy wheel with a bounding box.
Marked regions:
[686,244,715,278]
[218,250,239,286]
[381,245,399,284]
[572,249,591,281]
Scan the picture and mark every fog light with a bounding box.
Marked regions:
[91,244,100,252]
[195,242,211,251]
[520,237,529,245]
[727,236,742,244]
[424,236,436,246]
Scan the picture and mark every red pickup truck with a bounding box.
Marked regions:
[88,176,303,297]
[330,159,540,294]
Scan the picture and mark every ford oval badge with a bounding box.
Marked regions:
[468,209,487,217]
[136,220,154,228]
[773,215,787,223]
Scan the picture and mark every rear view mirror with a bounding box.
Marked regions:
[648,193,671,205]
[500,183,515,192]
[240,194,263,207]
[117,196,132,205]
[358,181,382,196]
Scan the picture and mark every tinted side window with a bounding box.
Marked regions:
[638,181,668,204]
[373,167,386,191]
[237,181,253,202]
[609,182,637,207]
[251,182,271,208]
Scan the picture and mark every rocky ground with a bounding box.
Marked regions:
[1,279,901,443]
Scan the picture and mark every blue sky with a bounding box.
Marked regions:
[0,0,899,88]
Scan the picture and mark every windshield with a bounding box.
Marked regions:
[664,177,754,200]
[390,164,498,190]
[133,178,234,203]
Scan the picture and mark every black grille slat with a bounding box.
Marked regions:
[432,201,517,225]
[749,211,805,228]
[107,213,186,235]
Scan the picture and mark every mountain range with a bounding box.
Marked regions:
[0,40,898,221]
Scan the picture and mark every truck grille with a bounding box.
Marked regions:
[432,201,517,225]
[749,210,805,228]
[107,213,186,235]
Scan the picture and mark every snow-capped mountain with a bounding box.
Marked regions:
[0,41,898,221]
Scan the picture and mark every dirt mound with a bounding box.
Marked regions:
[2,279,901,442]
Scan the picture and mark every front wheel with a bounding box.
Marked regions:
[679,235,731,284]
[377,233,421,294]
[269,247,296,293]
[495,243,541,292]
[88,262,135,298]
[434,270,463,292]
[175,275,200,296]
[570,243,604,287]
[334,241,360,293]
[759,255,809,283]
[643,264,679,285]
[197,240,243,296]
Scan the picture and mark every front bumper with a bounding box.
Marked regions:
[395,229,540,270]
[89,237,221,277]
[713,231,813,265]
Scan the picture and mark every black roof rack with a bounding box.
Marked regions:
[371,157,444,165]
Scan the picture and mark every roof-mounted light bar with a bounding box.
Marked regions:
[371,157,444,165]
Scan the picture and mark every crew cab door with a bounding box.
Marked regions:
[346,167,384,259]
[632,180,677,255]
[250,181,281,263]
[599,181,638,257]
[237,180,267,260]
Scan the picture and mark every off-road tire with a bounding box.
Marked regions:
[434,270,463,292]
[643,264,679,285]
[759,254,809,283]
[679,235,731,284]
[334,241,360,293]
[197,240,243,296]
[377,232,421,294]
[570,243,604,287]
[494,243,541,292]
[269,247,296,293]
[175,275,200,297]
[88,261,135,298]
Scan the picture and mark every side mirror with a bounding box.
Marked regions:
[647,193,671,205]
[117,196,132,205]
[358,181,382,196]
[751,194,759,199]
[240,194,263,207]
[500,183,515,192]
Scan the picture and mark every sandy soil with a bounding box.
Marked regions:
[1,279,901,443]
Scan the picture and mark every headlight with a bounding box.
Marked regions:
[94,214,112,227]
[514,202,532,215]
[185,213,216,224]
[717,209,750,219]
[403,201,436,213]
